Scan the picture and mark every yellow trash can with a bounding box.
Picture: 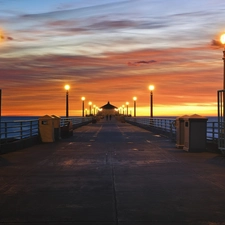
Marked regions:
[39,115,55,142]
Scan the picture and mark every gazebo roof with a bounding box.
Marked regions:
[100,101,117,109]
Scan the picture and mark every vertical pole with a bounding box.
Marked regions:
[150,91,153,118]
[134,100,136,117]
[82,100,84,117]
[0,89,1,150]
[223,50,225,90]
[149,91,151,125]
[66,90,69,117]
[127,105,128,116]
[223,50,225,134]
[222,50,225,150]
[0,89,1,119]
[150,90,153,126]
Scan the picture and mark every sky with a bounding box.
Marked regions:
[0,0,225,117]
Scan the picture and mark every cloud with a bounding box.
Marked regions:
[19,1,130,21]
[89,20,137,30]
[211,39,224,48]
[128,60,157,66]
[0,34,13,40]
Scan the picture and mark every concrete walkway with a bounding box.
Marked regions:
[1,117,225,224]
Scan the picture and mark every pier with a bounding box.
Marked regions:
[0,117,225,224]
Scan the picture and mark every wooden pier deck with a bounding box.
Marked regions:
[1,117,225,224]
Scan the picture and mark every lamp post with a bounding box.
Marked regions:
[81,97,85,117]
[93,105,96,115]
[221,34,225,90]
[0,89,1,149]
[126,102,129,116]
[122,105,125,115]
[64,85,70,117]
[133,97,137,117]
[89,102,92,115]
[149,85,154,118]
[220,34,225,122]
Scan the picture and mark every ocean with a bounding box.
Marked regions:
[1,116,40,122]
[0,116,218,123]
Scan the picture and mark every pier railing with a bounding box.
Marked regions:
[125,117,218,143]
[0,119,39,143]
[0,117,92,143]
[0,116,92,153]
[0,116,218,153]
[60,117,92,128]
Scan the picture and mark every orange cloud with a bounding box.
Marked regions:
[0,44,222,116]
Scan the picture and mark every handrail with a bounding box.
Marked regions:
[1,120,39,143]
[125,117,218,143]
[0,116,218,145]
[0,117,92,144]
[60,116,92,127]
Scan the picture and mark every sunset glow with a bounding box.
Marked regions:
[1,1,225,116]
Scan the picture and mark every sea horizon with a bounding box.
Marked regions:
[0,115,218,123]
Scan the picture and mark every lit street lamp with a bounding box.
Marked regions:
[64,84,70,117]
[81,97,85,117]
[89,102,92,115]
[149,85,154,118]
[133,97,137,117]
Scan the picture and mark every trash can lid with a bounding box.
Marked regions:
[188,114,208,120]
[39,115,53,120]
[51,115,60,119]
[176,115,189,120]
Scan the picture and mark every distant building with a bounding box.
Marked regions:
[98,101,118,116]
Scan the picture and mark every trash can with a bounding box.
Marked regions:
[183,114,208,152]
[51,115,61,140]
[175,115,189,149]
[39,115,55,142]
[60,119,73,138]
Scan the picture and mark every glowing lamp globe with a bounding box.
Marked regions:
[221,34,225,45]
[64,84,70,91]
[149,85,154,91]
